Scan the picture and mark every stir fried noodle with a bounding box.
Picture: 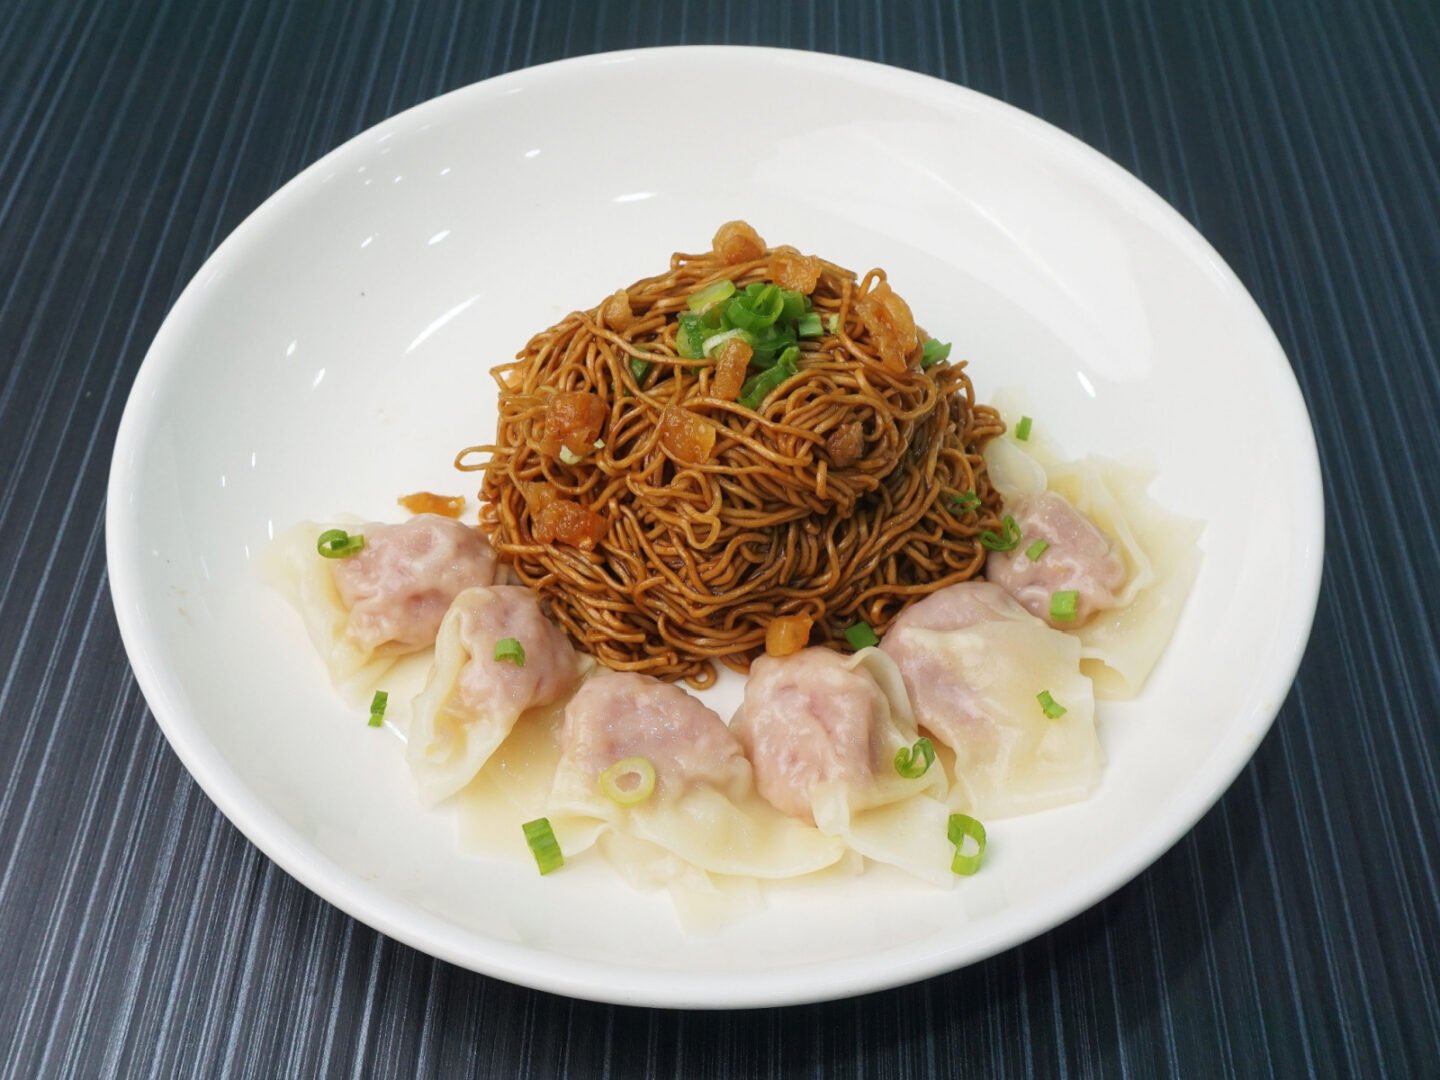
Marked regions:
[460,222,1005,685]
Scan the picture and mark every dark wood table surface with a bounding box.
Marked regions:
[2,1,1437,1076]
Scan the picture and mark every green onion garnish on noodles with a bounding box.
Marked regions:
[629,355,652,381]
[739,349,799,410]
[1016,415,1033,441]
[599,756,657,806]
[522,818,564,875]
[368,690,388,728]
[796,312,824,338]
[687,278,735,313]
[979,515,1021,551]
[1050,590,1078,622]
[558,445,583,465]
[779,288,808,322]
[921,339,952,369]
[316,529,365,559]
[948,813,987,876]
[747,328,795,368]
[675,313,709,359]
[894,737,935,779]
[825,313,840,334]
[1037,690,1067,719]
[946,490,981,514]
[494,637,526,666]
[701,326,753,359]
[844,621,880,650]
[725,285,785,332]
[1025,539,1049,561]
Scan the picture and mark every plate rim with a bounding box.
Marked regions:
[104,43,1325,1008]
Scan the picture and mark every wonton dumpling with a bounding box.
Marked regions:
[732,647,956,886]
[986,491,1127,628]
[985,433,1202,697]
[548,672,844,880]
[734,648,895,823]
[264,515,497,693]
[408,585,583,804]
[881,581,1102,819]
[331,515,497,652]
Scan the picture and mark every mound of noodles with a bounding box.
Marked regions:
[461,222,1005,686]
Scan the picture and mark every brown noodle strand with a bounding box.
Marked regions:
[463,235,1005,685]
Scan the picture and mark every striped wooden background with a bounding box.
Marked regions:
[2,0,1437,1075]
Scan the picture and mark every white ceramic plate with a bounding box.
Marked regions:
[106,46,1322,1008]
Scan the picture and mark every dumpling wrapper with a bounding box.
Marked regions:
[408,585,585,805]
[262,515,498,696]
[985,433,1202,698]
[733,648,958,888]
[547,671,845,882]
[881,582,1103,819]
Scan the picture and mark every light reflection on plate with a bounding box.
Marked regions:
[106,46,1322,1008]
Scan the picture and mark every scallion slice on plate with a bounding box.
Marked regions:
[367,690,388,728]
[522,818,563,875]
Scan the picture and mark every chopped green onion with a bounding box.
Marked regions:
[844,620,880,650]
[739,350,798,410]
[779,289,807,322]
[593,438,605,450]
[979,515,1021,552]
[676,313,709,359]
[494,637,526,666]
[522,818,563,875]
[796,312,824,338]
[748,327,796,368]
[894,737,935,779]
[725,285,785,332]
[701,326,753,358]
[948,813,987,875]
[825,313,840,334]
[599,756,657,805]
[1025,539,1049,561]
[946,490,981,514]
[921,339,952,369]
[1037,690,1067,719]
[558,445,582,466]
[1016,415,1033,441]
[1050,590,1078,622]
[316,529,365,559]
[368,690,388,728]
[629,355,652,381]
[687,278,736,313]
